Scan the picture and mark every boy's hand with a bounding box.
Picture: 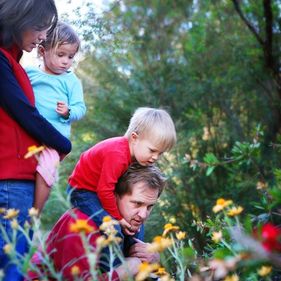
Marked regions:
[119,218,136,236]
[56,101,70,118]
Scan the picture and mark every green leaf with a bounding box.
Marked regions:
[206,166,216,176]
[213,248,233,259]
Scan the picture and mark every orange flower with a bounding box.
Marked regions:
[135,262,160,281]
[162,223,180,237]
[212,198,233,213]
[69,219,94,234]
[24,145,44,159]
[147,236,173,253]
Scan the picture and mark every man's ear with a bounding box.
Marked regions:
[38,45,45,57]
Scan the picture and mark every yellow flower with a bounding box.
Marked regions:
[227,206,243,217]
[96,235,107,248]
[100,216,119,236]
[224,274,239,281]
[69,219,94,234]
[202,126,211,141]
[96,234,122,249]
[175,231,186,240]
[256,181,268,190]
[154,267,167,276]
[105,234,122,245]
[212,231,222,243]
[3,208,19,219]
[11,219,19,230]
[0,208,6,214]
[162,223,180,237]
[257,265,272,277]
[71,265,80,276]
[212,198,233,213]
[147,236,173,253]
[135,262,160,281]
[29,207,39,217]
[24,145,45,159]
[3,244,12,254]
[102,216,112,223]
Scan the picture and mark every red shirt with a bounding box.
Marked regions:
[27,209,119,281]
[69,137,131,220]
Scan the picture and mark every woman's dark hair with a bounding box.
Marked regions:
[0,0,58,47]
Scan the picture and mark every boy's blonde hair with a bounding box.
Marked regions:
[125,107,176,152]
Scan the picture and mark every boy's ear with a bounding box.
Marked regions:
[131,132,138,142]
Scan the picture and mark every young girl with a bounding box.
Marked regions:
[25,22,86,213]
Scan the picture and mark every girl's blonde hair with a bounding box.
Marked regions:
[125,107,177,152]
[39,21,80,52]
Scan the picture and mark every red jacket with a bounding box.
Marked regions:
[27,209,120,281]
[0,46,38,180]
[69,137,131,220]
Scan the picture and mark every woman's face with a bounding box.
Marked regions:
[21,28,48,52]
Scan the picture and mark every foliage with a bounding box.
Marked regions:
[29,0,281,279]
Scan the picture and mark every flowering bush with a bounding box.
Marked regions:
[1,134,281,280]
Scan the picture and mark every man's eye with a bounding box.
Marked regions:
[147,205,153,211]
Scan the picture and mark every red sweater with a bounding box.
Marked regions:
[0,46,38,179]
[27,209,119,281]
[69,136,131,220]
[0,45,71,180]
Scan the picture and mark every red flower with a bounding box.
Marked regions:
[261,223,281,252]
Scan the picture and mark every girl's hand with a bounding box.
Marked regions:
[56,101,70,118]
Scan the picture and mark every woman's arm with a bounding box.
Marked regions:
[0,53,71,154]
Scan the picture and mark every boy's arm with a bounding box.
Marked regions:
[59,74,86,123]
[96,153,129,221]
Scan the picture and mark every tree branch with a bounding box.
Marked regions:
[231,0,264,46]
[263,0,274,69]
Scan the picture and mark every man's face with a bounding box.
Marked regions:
[116,181,159,231]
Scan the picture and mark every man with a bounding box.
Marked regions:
[27,163,165,280]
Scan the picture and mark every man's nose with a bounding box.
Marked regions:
[138,208,148,219]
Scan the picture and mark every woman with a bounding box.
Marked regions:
[0,0,71,280]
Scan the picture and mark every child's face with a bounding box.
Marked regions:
[131,133,164,166]
[42,43,78,75]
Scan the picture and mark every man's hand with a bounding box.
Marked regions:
[129,239,160,263]
[119,218,136,236]
[115,257,141,280]
[56,101,69,118]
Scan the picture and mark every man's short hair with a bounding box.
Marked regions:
[115,163,166,197]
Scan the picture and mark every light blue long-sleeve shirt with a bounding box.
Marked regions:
[25,67,86,138]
